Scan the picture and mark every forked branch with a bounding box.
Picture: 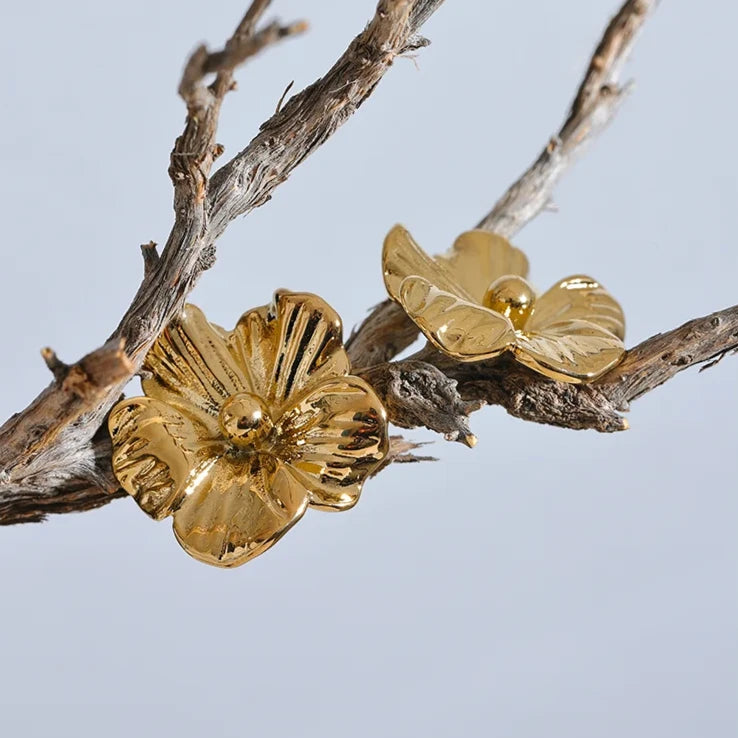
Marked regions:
[1,0,735,530]
[346,0,660,369]
[0,0,446,522]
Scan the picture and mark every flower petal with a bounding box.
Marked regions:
[276,376,388,510]
[108,397,221,520]
[383,224,474,303]
[527,275,626,340]
[227,291,350,416]
[399,275,515,361]
[172,455,308,567]
[143,304,246,423]
[515,321,626,382]
[514,275,626,382]
[437,230,529,304]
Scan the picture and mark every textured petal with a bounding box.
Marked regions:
[276,376,388,510]
[513,275,626,382]
[526,275,625,339]
[437,230,529,303]
[172,455,308,567]
[143,304,246,424]
[227,291,350,416]
[514,321,626,382]
[399,276,515,361]
[108,397,222,520]
[383,225,474,304]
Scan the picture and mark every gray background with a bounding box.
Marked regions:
[0,1,735,736]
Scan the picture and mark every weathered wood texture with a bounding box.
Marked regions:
[346,0,660,369]
[1,0,735,527]
[0,0,446,523]
[361,306,738,439]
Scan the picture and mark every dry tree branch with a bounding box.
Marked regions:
[204,0,437,240]
[346,0,660,369]
[0,0,446,524]
[477,0,657,237]
[361,305,738,438]
[351,0,736,442]
[0,0,734,529]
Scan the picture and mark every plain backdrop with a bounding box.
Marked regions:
[0,1,736,736]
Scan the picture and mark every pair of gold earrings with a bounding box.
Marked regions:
[109,227,626,567]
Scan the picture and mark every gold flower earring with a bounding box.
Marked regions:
[108,291,389,568]
[382,225,626,383]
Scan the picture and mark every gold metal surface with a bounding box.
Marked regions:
[383,225,626,382]
[108,291,389,567]
[483,275,536,329]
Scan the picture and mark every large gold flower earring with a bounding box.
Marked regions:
[109,291,389,567]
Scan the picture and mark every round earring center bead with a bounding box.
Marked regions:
[482,275,536,330]
[219,392,273,447]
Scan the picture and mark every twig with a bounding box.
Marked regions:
[477,0,658,236]
[0,0,446,524]
[346,0,659,369]
[275,80,294,114]
[140,241,160,277]
[364,305,738,437]
[374,437,437,473]
[40,348,69,384]
[206,0,443,238]
[601,305,738,406]
[2,0,735,531]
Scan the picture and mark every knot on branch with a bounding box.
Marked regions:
[42,341,135,401]
[361,360,482,447]
[62,339,133,402]
[140,241,159,277]
[41,347,70,384]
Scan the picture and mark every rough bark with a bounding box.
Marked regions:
[1,0,735,527]
[0,0,446,523]
[346,0,660,369]
[363,306,738,438]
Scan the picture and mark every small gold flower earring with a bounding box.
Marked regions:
[383,225,626,382]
